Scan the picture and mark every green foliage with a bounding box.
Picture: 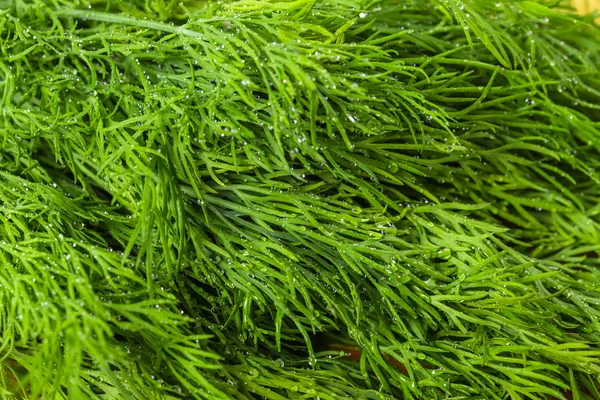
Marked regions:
[0,0,600,398]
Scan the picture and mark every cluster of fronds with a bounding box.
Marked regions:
[1,0,600,398]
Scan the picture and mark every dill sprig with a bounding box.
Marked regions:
[1,0,600,398]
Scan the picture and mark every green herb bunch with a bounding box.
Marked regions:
[1,0,600,398]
